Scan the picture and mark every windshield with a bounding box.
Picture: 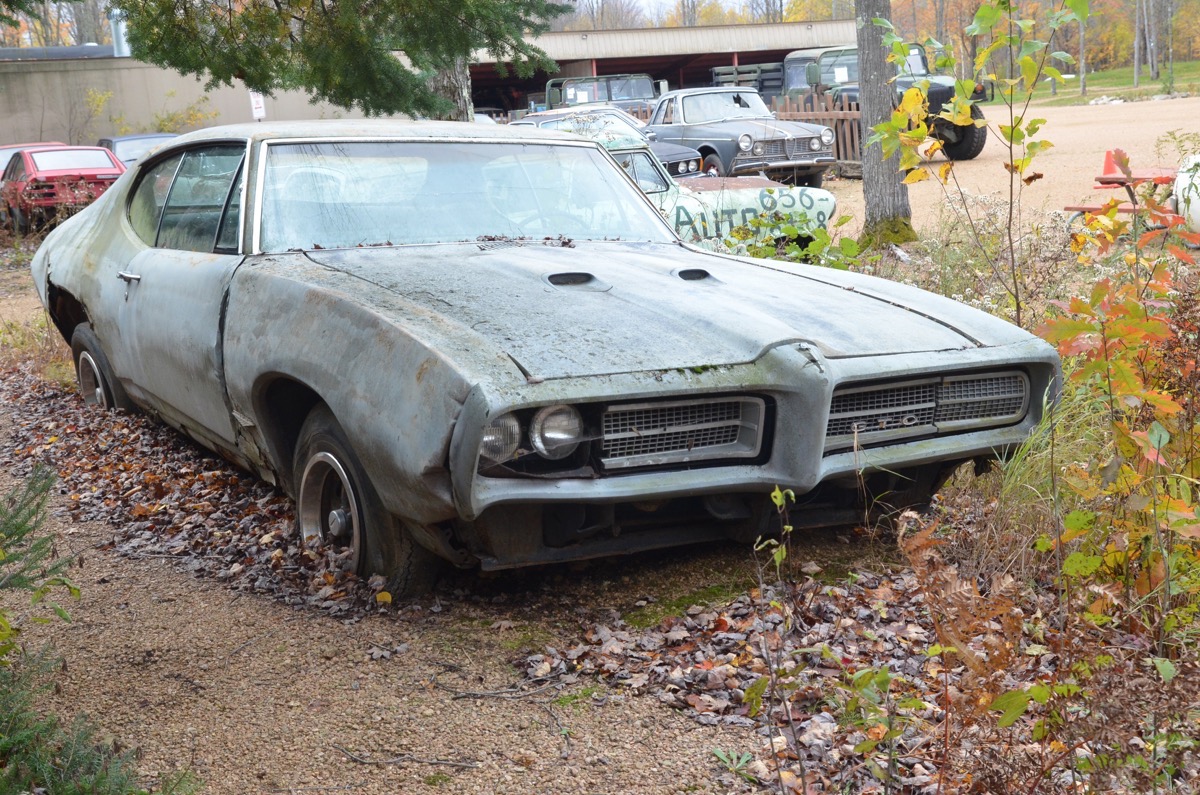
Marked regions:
[258,140,674,251]
[819,51,859,85]
[540,112,647,141]
[681,91,771,123]
[562,75,654,105]
[31,149,118,171]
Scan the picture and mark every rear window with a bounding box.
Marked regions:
[31,150,117,171]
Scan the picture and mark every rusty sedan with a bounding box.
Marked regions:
[31,121,1060,596]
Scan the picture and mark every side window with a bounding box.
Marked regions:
[214,166,244,253]
[657,99,676,126]
[7,156,26,181]
[156,146,245,252]
[615,152,669,194]
[128,153,183,245]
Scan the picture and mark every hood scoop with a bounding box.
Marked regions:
[675,267,721,283]
[544,272,611,292]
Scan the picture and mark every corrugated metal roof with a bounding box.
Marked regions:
[476,20,857,64]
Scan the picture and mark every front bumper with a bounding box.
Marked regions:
[730,154,835,176]
[449,337,1060,520]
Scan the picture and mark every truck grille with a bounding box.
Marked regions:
[601,396,765,470]
[825,371,1029,453]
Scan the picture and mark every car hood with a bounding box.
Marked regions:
[649,139,702,163]
[301,241,1030,380]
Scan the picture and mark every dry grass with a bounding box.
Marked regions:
[0,241,71,384]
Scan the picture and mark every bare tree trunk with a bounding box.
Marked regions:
[857,0,916,245]
[1134,0,1142,86]
[1079,17,1087,96]
[428,57,473,121]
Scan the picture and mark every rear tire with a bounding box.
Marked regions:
[702,153,725,177]
[941,104,987,161]
[7,205,26,235]
[70,323,132,410]
[293,405,441,597]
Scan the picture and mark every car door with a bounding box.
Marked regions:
[646,97,681,146]
[115,143,247,448]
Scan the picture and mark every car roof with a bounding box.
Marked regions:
[657,86,763,101]
[164,119,585,148]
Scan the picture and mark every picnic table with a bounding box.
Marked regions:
[1064,150,1180,224]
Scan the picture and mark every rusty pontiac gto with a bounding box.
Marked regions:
[31,120,1061,595]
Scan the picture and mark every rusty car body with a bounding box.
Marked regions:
[31,120,1060,595]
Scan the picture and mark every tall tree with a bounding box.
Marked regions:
[857,0,917,244]
[103,0,569,117]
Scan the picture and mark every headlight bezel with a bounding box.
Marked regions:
[820,127,836,146]
[738,134,753,152]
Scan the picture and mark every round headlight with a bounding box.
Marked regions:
[809,137,822,151]
[752,142,765,156]
[530,405,583,460]
[688,160,698,172]
[820,127,835,146]
[676,161,687,174]
[738,134,753,152]
[480,413,521,462]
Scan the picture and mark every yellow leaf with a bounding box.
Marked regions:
[375,591,393,604]
[903,167,931,184]
[867,723,888,741]
[937,162,953,183]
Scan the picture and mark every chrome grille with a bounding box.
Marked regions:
[601,397,765,470]
[825,371,1029,453]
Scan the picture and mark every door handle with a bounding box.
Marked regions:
[117,271,142,300]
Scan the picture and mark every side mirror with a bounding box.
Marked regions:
[645,130,658,141]
[656,80,668,97]
[548,88,562,107]
[805,62,820,89]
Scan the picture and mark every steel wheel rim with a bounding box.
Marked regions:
[297,450,362,572]
[76,352,108,408]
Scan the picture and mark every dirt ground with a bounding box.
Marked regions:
[825,93,1200,236]
[0,94,1197,795]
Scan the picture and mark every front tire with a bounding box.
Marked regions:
[940,104,987,161]
[702,153,725,177]
[70,323,132,410]
[293,405,440,597]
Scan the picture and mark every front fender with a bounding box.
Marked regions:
[222,259,479,525]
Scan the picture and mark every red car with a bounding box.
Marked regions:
[2,145,125,233]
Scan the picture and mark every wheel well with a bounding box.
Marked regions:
[45,283,87,343]
[697,145,718,159]
[255,377,323,495]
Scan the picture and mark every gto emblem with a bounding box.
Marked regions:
[851,414,921,433]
